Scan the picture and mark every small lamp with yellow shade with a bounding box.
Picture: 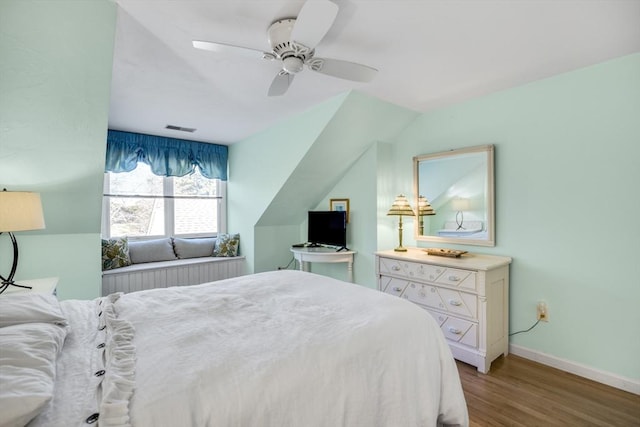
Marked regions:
[387,194,415,252]
[416,195,436,235]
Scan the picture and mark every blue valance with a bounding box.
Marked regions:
[105,130,228,181]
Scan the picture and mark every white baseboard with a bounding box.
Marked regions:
[509,344,639,395]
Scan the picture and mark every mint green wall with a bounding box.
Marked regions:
[229,92,417,276]
[387,54,640,380]
[228,94,348,274]
[255,225,300,272]
[0,0,116,299]
[312,143,386,285]
[4,235,102,301]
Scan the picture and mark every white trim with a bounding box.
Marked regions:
[164,175,174,235]
[218,180,227,233]
[101,174,111,237]
[510,344,640,395]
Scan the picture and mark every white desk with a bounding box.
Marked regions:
[290,247,356,283]
[1,277,59,296]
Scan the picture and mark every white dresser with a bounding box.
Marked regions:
[375,248,511,373]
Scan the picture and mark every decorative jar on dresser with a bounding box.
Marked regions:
[375,248,511,373]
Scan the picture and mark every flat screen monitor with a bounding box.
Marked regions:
[307,211,347,248]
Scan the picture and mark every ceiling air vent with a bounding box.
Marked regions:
[165,125,196,133]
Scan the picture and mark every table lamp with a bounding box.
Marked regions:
[417,195,436,235]
[387,194,415,252]
[0,189,46,293]
[452,198,470,230]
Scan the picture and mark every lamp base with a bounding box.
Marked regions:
[394,247,408,252]
[0,231,29,294]
[456,211,466,230]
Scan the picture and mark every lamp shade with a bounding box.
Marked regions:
[387,194,415,216]
[0,191,45,232]
[417,195,436,216]
[451,198,470,211]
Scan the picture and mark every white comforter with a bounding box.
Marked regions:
[31,270,468,427]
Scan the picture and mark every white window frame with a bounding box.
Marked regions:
[101,172,226,240]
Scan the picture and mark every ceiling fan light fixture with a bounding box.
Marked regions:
[283,57,304,74]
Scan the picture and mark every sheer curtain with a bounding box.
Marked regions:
[105,130,228,180]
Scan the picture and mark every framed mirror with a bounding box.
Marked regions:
[413,145,495,246]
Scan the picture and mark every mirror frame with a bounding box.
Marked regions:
[413,144,495,247]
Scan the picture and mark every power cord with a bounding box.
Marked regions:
[509,319,541,336]
[277,257,295,270]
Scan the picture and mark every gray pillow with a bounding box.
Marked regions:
[173,237,216,259]
[128,238,177,264]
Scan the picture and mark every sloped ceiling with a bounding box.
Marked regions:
[257,91,418,227]
[109,0,640,145]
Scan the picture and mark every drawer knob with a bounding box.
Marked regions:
[448,275,460,281]
[393,287,402,292]
[392,266,401,271]
[448,327,462,335]
[448,299,462,306]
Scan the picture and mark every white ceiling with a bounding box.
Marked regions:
[108,0,640,145]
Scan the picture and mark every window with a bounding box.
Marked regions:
[102,163,226,239]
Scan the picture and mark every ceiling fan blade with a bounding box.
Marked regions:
[290,0,339,49]
[309,58,378,82]
[268,72,295,97]
[192,40,270,60]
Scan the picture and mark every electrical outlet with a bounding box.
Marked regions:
[537,301,549,322]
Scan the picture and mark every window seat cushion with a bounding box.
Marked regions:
[101,256,244,276]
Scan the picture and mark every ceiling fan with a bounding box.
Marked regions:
[192,0,378,96]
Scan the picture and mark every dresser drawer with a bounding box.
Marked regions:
[379,257,477,291]
[424,308,478,348]
[379,276,408,297]
[436,268,477,291]
[402,282,478,319]
[378,257,445,281]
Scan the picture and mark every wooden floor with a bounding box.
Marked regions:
[457,355,640,426]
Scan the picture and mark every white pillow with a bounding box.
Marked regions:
[0,322,68,427]
[0,293,67,328]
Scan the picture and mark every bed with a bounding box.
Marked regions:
[1,270,468,427]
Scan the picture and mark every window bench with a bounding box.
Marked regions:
[102,256,245,296]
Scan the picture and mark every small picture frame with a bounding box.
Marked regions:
[330,198,350,223]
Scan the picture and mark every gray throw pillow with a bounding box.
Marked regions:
[128,238,177,264]
[173,237,216,259]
